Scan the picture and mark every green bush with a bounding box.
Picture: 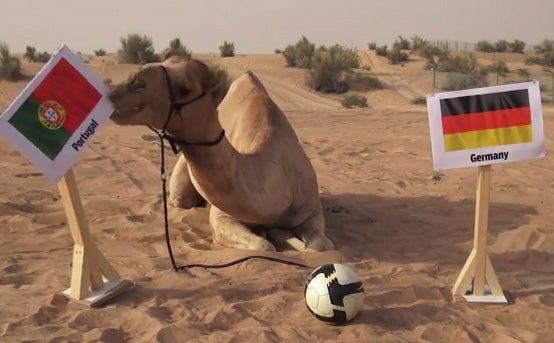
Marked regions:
[282,36,315,68]
[0,43,22,81]
[443,73,488,91]
[387,45,409,65]
[307,44,359,93]
[94,49,106,57]
[35,51,51,63]
[410,35,428,51]
[375,45,388,56]
[162,38,192,60]
[349,73,383,91]
[411,96,427,105]
[24,46,36,62]
[341,93,368,108]
[367,42,377,50]
[219,40,235,57]
[118,33,160,64]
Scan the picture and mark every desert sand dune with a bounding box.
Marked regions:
[1,53,554,342]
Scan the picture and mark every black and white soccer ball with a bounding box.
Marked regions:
[304,263,364,324]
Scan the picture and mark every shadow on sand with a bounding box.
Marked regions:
[320,192,541,269]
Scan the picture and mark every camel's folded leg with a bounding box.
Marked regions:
[168,154,206,209]
[267,229,308,251]
[293,212,334,252]
[209,206,276,251]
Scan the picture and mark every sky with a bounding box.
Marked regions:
[1,0,552,54]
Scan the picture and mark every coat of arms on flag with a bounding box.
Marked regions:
[0,44,113,183]
[427,81,545,170]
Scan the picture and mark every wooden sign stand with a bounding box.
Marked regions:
[57,168,134,307]
[452,165,508,303]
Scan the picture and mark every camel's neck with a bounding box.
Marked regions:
[166,106,241,209]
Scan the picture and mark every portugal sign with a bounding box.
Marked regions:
[427,82,545,170]
[0,45,113,183]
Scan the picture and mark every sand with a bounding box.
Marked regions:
[1,52,554,342]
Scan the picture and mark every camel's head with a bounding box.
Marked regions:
[108,56,227,129]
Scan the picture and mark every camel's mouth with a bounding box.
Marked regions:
[110,104,144,122]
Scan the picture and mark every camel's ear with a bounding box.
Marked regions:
[205,70,227,93]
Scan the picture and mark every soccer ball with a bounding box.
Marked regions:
[304,263,364,324]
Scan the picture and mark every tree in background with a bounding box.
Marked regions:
[0,43,22,81]
[219,41,235,57]
[118,33,160,64]
[24,46,37,62]
[161,38,192,60]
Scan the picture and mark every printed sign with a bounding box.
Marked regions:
[0,44,113,183]
[427,81,545,170]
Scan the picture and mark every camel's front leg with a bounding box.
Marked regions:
[168,154,206,209]
[293,212,334,251]
[209,206,276,251]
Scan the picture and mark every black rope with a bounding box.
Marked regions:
[157,136,312,272]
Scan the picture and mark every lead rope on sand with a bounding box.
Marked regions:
[156,134,313,272]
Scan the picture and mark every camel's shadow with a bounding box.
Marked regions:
[320,192,540,269]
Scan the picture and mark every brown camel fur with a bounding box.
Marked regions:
[107,56,334,252]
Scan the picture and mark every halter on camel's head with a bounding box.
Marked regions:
[108,57,226,152]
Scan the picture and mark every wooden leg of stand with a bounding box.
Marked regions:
[58,168,132,306]
[451,165,507,304]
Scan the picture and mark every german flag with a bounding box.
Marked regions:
[441,89,532,152]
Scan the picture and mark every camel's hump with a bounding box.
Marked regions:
[218,71,296,154]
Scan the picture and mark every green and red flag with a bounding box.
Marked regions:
[8,57,102,160]
[427,82,545,170]
[0,45,113,183]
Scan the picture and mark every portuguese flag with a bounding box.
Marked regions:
[8,57,101,160]
[441,89,532,152]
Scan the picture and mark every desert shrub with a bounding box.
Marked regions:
[443,73,488,91]
[476,39,527,53]
[282,36,315,68]
[307,44,359,93]
[515,68,531,80]
[161,38,192,60]
[410,35,428,51]
[509,39,526,54]
[0,43,22,81]
[94,49,106,57]
[367,42,377,50]
[341,92,368,108]
[440,53,480,74]
[527,39,554,67]
[274,48,282,54]
[476,40,496,53]
[375,45,388,57]
[494,40,510,53]
[118,33,160,64]
[387,44,409,65]
[395,36,410,50]
[349,73,383,91]
[24,46,36,62]
[411,96,427,105]
[419,44,449,70]
[219,40,235,57]
[36,51,51,63]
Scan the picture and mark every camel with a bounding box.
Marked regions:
[107,55,334,252]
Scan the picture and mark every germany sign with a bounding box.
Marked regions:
[426,81,545,170]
